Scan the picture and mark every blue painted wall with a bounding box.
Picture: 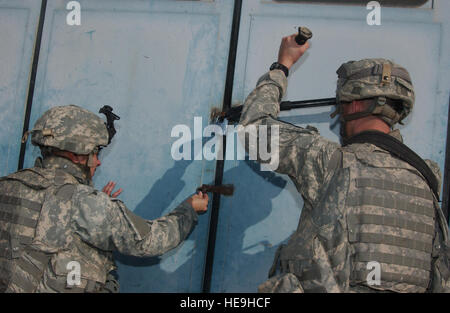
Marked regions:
[0,0,40,176]
[1,0,449,293]
[22,0,235,292]
[212,0,450,292]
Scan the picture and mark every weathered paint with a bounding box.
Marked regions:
[0,0,41,176]
[2,0,449,293]
[212,0,450,292]
[22,0,234,292]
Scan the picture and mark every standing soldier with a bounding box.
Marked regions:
[240,33,450,292]
[0,105,208,293]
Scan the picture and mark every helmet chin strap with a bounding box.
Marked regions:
[85,146,102,177]
[333,104,350,140]
[340,120,348,139]
[87,152,96,168]
[79,163,93,181]
[333,97,397,140]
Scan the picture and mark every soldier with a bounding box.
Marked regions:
[239,33,450,292]
[0,105,209,293]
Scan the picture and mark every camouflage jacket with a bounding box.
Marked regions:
[0,156,198,292]
[240,70,450,293]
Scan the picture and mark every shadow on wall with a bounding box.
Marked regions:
[113,136,211,292]
[111,133,298,292]
[210,110,340,292]
[211,158,292,292]
[113,112,334,292]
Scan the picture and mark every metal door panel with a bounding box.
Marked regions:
[24,0,234,292]
[211,0,450,292]
[0,0,41,176]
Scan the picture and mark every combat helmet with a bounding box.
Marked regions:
[23,105,118,167]
[333,58,415,127]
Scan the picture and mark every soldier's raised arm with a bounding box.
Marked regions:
[239,33,339,203]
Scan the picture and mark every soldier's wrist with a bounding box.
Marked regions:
[270,62,289,77]
[181,199,199,216]
[277,57,294,69]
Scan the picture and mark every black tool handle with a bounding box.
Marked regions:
[295,26,313,46]
[280,98,336,110]
[221,97,336,124]
[197,184,234,196]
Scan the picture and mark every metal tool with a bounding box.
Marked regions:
[211,97,336,124]
[295,26,313,45]
[197,184,235,196]
[210,26,331,125]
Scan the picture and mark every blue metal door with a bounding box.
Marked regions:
[210,0,450,292]
[3,0,450,293]
[0,0,41,176]
[22,0,235,292]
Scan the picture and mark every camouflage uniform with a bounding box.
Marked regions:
[240,66,450,293]
[0,105,198,293]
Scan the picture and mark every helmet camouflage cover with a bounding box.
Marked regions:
[31,105,109,155]
[335,58,415,126]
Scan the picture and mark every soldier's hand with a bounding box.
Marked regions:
[278,33,310,70]
[102,181,123,198]
[187,191,209,214]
